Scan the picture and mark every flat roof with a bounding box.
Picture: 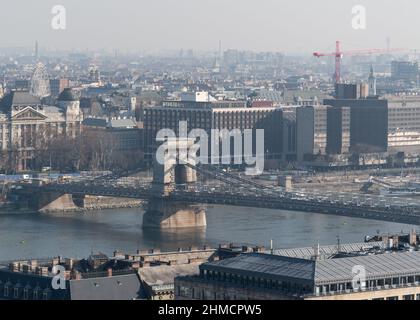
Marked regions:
[202,253,315,283]
[274,242,385,260]
[315,250,420,285]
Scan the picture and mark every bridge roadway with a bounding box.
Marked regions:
[19,181,420,225]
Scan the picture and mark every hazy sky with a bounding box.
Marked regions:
[0,0,417,54]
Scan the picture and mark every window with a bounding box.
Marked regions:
[23,289,29,300]
[403,294,414,301]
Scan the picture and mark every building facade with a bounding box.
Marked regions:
[144,100,283,161]
[388,99,420,153]
[296,105,328,162]
[50,79,70,97]
[326,106,350,155]
[324,98,388,154]
[0,89,83,171]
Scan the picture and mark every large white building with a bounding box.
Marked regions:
[0,88,83,171]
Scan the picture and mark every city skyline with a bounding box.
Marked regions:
[1,0,419,54]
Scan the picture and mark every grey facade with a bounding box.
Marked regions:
[296,105,328,162]
[144,101,283,161]
[324,98,388,154]
[388,100,420,153]
[326,106,350,155]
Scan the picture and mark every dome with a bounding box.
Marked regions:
[58,88,79,101]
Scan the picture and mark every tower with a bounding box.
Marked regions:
[58,88,81,122]
[368,65,377,96]
[35,41,39,61]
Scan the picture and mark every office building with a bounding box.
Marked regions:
[281,107,297,162]
[50,79,70,97]
[326,106,350,155]
[391,61,419,81]
[144,100,283,160]
[335,83,369,100]
[388,99,420,153]
[324,98,388,153]
[296,105,328,162]
[82,118,143,152]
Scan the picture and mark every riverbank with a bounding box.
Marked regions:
[0,196,145,214]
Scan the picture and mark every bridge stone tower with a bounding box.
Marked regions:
[143,138,206,229]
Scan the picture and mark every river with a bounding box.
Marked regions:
[0,206,415,260]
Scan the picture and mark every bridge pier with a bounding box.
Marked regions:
[143,197,206,229]
[144,137,207,229]
[28,191,80,212]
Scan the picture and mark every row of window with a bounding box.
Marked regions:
[200,269,312,294]
[1,285,50,300]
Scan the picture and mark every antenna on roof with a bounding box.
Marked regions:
[337,235,341,253]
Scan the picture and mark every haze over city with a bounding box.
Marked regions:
[3,0,420,305]
[1,0,419,53]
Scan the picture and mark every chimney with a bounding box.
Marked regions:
[30,260,38,270]
[313,244,321,261]
[65,258,74,270]
[72,271,82,280]
[64,270,71,280]
[410,230,417,246]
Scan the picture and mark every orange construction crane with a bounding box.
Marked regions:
[313,41,403,83]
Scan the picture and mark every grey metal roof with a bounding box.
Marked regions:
[202,250,420,287]
[274,242,385,260]
[83,117,107,127]
[202,253,315,282]
[1,91,41,109]
[69,274,141,300]
[315,251,420,285]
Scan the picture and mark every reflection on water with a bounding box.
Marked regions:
[142,227,207,250]
[0,206,415,260]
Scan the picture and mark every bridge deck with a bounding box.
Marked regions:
[15,181,420,226]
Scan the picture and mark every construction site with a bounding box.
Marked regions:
[280,167,420,197]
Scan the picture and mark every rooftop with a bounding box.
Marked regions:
[0,91,41,110]
[274,242,385,260]
[201,250,420,286]
[58,88,80,102]
[202,253,314,283]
